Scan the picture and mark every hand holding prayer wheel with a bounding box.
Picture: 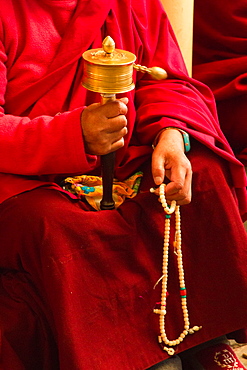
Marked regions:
[81,36,167,210]
[81,97,128,156]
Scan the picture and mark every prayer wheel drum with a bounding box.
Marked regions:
[82,36,136,94]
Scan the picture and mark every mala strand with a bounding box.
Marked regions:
[151,184,201,356]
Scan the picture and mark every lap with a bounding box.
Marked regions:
[0,141,244,272]
[0,142,246,369]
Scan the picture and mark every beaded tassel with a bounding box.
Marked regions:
[151,184,201,356]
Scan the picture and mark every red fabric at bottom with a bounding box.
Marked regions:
[0,272,59,370]
[0,143,247,369]
[196,343,247,370]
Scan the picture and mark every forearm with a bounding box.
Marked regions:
[0,108,98,176]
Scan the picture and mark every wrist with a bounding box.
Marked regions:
[152,127,190,153]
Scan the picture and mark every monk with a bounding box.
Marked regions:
[193,0,247,166]
[0,0,246,369]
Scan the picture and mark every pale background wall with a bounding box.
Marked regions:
[160,0,194,76]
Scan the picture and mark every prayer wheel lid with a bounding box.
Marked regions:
[82,36,136,66]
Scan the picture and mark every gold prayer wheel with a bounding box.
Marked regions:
[82,36,168,94]
[82,36,136,94]
[81,36,168,210]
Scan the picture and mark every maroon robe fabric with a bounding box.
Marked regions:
[0,0,246,213]
[0,0,247,369]
[193,0,247,166]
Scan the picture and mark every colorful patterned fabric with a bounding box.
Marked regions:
[62,172,143,210]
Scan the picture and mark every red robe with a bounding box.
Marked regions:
[0,0,247,369]
[193,0,247,166]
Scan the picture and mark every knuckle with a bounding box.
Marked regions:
[101,137,109,148]
[117,100,127,115]
[187,161,192,171]
[113,100,122,115]
[185,158,192,171]
[116,115,127,128]
[117,138,125,147]
[122,115,128,126]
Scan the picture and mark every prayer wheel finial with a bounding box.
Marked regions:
[102,36,115,54]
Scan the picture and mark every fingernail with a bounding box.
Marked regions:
[154,176,162,185]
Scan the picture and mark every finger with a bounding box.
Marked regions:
[165,167,192,204]
[110,137,125,152]
[151,175,192,206]
[106,126,128,152]
[95,124,128,154]
[84,102,101,112]
[152,149,166,185]
[107,114,128,132]
[118,97,129,105]
[102,99,128,118]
